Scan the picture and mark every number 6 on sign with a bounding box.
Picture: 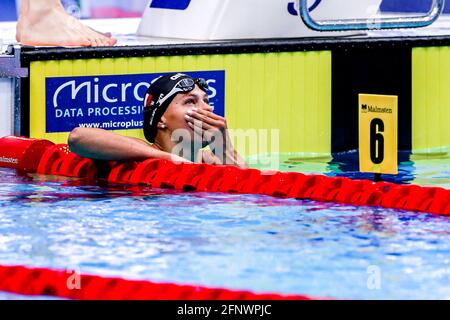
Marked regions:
[359,94,398,175]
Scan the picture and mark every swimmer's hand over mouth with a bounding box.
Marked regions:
[184,108,247,168]
[184,107,228,138]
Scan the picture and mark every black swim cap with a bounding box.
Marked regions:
[143,73,208,143]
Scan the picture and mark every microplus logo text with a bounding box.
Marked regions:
[45,71,225,133]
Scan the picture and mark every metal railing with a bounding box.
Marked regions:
[298,0,446,31]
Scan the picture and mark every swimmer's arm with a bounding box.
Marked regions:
[128,136,155,147]
[222,143,248,169]
[68,128,189,162]
[206,144,247,168]
[210,131,247,168]
[198,149,247,168]
[200,150,221,165]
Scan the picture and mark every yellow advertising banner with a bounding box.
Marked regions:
[359,94,398,175]
[29,51,332,156]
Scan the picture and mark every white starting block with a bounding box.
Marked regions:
[137,0,382,40]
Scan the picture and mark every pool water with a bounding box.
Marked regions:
[1,157,450,300]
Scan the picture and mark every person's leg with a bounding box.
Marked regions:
[15,0,29,41]
[16,0,117,47]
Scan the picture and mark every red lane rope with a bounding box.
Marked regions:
[0,265,313,300]
[30,143,450,216]
[0,136,449,215]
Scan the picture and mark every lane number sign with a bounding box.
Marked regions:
[359,94,398,175]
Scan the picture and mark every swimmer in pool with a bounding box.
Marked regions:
[16,0,116,47]
[68,73,247,168]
